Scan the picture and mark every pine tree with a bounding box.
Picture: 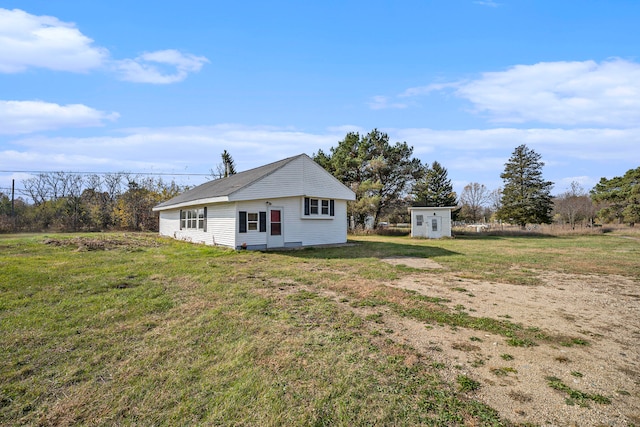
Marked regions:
[412,161,457,207]
[313,129,423,229]
[496,144,553,228]
[221,150,236,177]
[591,166,640,226]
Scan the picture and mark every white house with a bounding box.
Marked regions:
[408,206,456,238]
[153,154,356,250]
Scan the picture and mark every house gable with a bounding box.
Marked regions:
[230,154,355,202]
[154,154,355,212]
[154,154,355,250]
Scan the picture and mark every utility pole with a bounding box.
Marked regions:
[11,179,16,231]
[11,179,15,216]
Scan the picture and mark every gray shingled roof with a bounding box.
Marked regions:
[154,154,305,209]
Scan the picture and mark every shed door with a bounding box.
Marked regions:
[413,214,425,237]
[429,216,443,238]
[267,207,284,248]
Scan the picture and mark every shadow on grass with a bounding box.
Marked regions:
[276,239,460,260]
[452,231,557,240]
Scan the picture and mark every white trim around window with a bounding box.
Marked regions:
[303,197,335,219]
[180,207,207,231]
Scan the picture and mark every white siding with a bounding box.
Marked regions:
[157,155,354,249]
[158,210,180,237]
[302,157,357,200]
[270,196,348,246]
[235,200,270,249]
[235,196,349,249]
[410,208,453,238]
[232,155,355,202]
[297,198,349,246]
[158,204,236,247]
[159,197,349,249]
[207,202,236,247]
[232,157,304,202]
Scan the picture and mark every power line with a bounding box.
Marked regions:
[0,170,211,176]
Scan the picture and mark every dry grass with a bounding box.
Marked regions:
[1,231,638,425]
[1,233,507,426]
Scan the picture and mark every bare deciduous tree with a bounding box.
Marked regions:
[553,182,595,229]
[459,182,489,222]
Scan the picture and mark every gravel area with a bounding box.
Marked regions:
[376,258,640,426]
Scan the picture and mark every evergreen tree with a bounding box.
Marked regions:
[210,150,237,179]
[412,161,457,207]
[496,144,553,228]
[590,166,640,226]
[221,150,236,177]
[314,129,423,229]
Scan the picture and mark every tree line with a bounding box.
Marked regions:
[0,152,242,233]
[0,172,185,233]
[314,130,639,230]
[1,130,638,232]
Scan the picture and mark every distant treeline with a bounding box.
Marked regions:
[0,172,186,233]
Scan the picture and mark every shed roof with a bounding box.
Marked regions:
[408,206,457,210]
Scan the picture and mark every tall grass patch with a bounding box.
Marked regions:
[1,233,506,426]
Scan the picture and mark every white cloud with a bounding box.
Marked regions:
[3,124,637,194]
[391,126,640,161]
[368,95,408,110]
[456,59,640,127]
[399,82,461,98]
[4,125,342,175]
[113,49,209,84]
[399,59,640,127]
[0,8,208,83]
[0,100,119,134]
[474,1,500,7]
[0,8,108,73]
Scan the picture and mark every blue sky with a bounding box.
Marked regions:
[1,0,639,199]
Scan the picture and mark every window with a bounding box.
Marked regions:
[247,213,258,230]
[180,208,206,230]
[416,214,423,226]
[239,211,266,233]
[270,209,281,235]
[198,209,205,229]
[304,197,335,217]
[321,200,329,215]
[310,198,319,214]
[432,218,438,232]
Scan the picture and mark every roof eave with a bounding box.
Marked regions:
[407,206,458,210]
[153,196,231,211]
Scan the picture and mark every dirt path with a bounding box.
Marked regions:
[325,258,640,426]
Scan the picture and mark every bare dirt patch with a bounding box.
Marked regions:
[381,256,445,269]
[383,270,640,426]
[42,234,159,251]
[295,264,639,426]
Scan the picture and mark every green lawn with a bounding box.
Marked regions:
[1,232,637,426]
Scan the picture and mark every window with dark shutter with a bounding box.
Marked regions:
[179,210,184,230]
[203,207,207,232]
[303,197,336,218]
[259,211,266,232]
[239,211,247,233]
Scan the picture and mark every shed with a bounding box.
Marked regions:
[153,154,356,250]
[408,206,456,238]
